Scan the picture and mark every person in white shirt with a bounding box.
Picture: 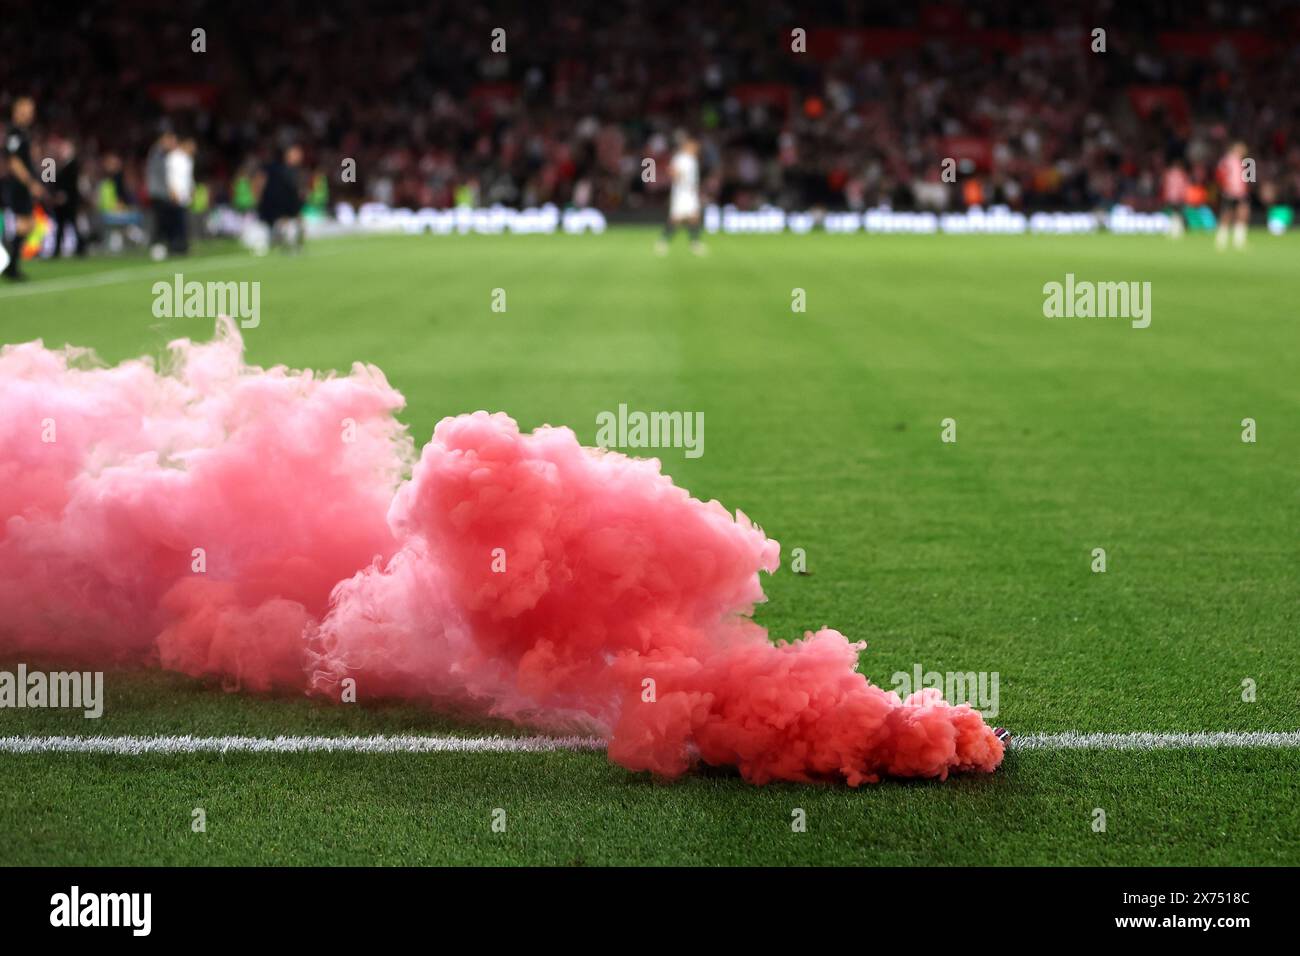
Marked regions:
[656,133,706,255]
[164,137,196,255]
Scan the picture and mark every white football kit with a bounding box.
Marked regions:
[669,151,700,220]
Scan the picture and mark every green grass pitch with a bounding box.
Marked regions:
[1,228,1297,865]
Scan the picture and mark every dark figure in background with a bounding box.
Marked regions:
[256,144,306,252]
[50,140,86,257]
[146,130,176,260]
[2,96,48,280]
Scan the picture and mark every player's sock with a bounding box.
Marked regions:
[655,224,673,255]
[1233,222,1247,249]
[2,234,26,277]
[1215,225,1228,251]
[687,223,706,255]
[1169,213,1184,238]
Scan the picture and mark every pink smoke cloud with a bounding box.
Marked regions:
[0,320,1002,784]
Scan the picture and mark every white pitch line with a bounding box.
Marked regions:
[0,243,350,300]
[0,253,259,300]
[1009,730,1300,751]
[0,733,606,755]
[0,730,1297,755]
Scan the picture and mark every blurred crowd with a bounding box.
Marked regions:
[2,0,1299,231]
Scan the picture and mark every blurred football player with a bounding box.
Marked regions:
[1215,141,1249,251]
[1161,159,1189,239]
[656,133,705,256]
[2,97,48,280]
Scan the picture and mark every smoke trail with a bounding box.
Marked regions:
[0,320,1002,784]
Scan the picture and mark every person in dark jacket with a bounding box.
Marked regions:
[49,139,86,257]
[256,144,306,251]
[146,129,177,260]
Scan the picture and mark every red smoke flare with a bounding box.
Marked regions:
[0,320,1002,784]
